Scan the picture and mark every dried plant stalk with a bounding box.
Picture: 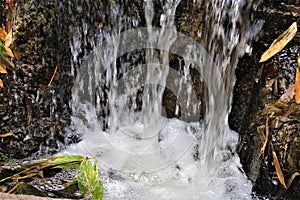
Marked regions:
[48,64,58,86]
[260,22,297,63]
[259,113,273,157]
[272,150,287,189]
[287,172,300,189]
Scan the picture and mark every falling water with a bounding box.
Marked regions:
[61,0,262,199]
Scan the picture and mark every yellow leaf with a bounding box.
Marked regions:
[4,30,12,47]
[0,79,3,88]
[0,64,7,74]
[4,46,14,58]
[272,150,287,189]
[260,22,297,63]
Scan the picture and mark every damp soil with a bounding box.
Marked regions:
[0,0,299,199]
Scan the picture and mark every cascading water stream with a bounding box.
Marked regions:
[141,0,180,129]
[61,0,262,199]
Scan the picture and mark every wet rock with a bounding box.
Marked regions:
[0,0,77,159]
[0,0,298,199]
[229,1,300,198]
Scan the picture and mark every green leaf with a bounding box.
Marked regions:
[0,42,7,56]
[78,161,90,194]
[49,162,79,169]
[92,180,103,200]
[78,159,103,200]
[0,151,10,162]
[40,155,85,169]
[45,155,84,165]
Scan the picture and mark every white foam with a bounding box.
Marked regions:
[60,114,252,200]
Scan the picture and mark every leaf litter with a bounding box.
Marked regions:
[258,22,300,190]
[0,155,103,199]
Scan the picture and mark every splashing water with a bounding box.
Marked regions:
[61,0,262,199]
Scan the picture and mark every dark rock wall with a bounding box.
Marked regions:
[0,0,75,158]
[0,0,299,199]
[0,0,145,158]
[230,0,300,198]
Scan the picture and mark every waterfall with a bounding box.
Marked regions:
[61,0,261,199]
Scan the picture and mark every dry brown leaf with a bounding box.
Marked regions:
[287,172,300,189]
[5,21,12,35]
[7,0,16,14]
[259,129,268,157]
[48,64,58,86]
[258,113,273,158]
[295,56,300,104]
[0,79,3,88]
[0,53,14,70]
[257,125,266,139]
[4,45,14,58]
[5,5,12,34]
[11,1,16,13]
[4,0,16,36]
[0,27,7,41]
[0,132,15,138]
[7,182,24,194]
[59,119,67,124]
[0,64,7,74]
[280,85,295,102]
[12,47,21,60]
[260,22,297,63]
[4,30,12,47]
[272,150,287,189]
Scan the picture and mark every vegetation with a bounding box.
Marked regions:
[257,21,300,190]
[0,155,103,200]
